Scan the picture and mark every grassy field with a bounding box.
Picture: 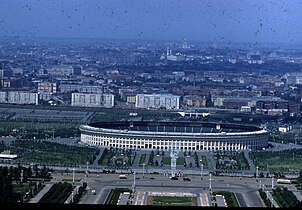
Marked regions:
[148,196,198,206]
[0,121,80,138]
[251,149,302,172]
[105,188,132,205]
[2,139,100,166]
[213,191,239,207]
[98,148,135,167]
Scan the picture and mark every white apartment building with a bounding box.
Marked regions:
[59,84,103,93]
[0,91,7,103]
[47,65,74,76]
[71,93,114,108]
[135,93,180,110]
[6,91,38,105]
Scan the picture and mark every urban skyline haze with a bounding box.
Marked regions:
[1,0,302,46]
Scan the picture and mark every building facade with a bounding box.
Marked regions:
[71,93,114,108]
[38,82,57,94]
[80,121,269,151]
[135,93,180,110]
[0,91,38,105]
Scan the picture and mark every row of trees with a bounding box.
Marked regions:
[10,164,51,183]
[193,151,200,167]
[215,151,249,171]
[0,165,50,203]
[295,170,302,190]
[213,191,239,207]
[39,182,72,203]
[0,166,20,202]
[98,147,136,167]
[272,187,300,208]
[105,188,132,205]
[148,150,155,165]
[70,182,87,204]
[258,188,272,207]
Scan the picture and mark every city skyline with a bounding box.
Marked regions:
[1,0,302,45]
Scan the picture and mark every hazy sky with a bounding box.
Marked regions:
[1,0,302,44]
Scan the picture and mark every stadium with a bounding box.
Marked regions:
[79,121,269,151]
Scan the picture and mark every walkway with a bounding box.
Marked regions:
[28,183,53,203]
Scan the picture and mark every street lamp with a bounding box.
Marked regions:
[266,191,271,207]
[85,161,89,183]
[142,163,145,178]
[72,168,75,185]
[209,172,212,193]
[133,171,136,193]
[200,159,203,180]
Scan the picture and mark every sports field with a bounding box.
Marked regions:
[147,193,198,206]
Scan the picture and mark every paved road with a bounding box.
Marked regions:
[50,172,272,207]
[266,141,302,151]
[235,193,248,207]
[27,170,302,207]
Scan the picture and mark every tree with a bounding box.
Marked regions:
[297,170,302,184]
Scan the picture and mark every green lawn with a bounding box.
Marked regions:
[162,157,171,165]
[6,139,99,166]
[252,149,302,172]
[149,196,197,206]
[176,157,185,165]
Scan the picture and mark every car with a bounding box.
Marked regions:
[119,175,127,179]
[149,177,155,180]
[183,177,191,181]
[171,177,178,180]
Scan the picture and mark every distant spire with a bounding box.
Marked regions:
[182,38,188,49]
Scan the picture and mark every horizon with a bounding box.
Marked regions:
[1,35,301,49]
[1,0,302,47]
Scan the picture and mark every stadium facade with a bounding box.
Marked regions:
[79,121,269,151]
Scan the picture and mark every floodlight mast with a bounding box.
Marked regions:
[133,171,136,194]
[142,163,145,178]
[200,159,203,180]
[209,172,212,193]
[170,144,178,178]
[72,168,75,185]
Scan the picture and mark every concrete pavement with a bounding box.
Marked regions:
[28,183,53,203]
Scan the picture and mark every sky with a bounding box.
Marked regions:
[1,0,302,45]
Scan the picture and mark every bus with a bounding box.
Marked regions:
[276,179,291,184]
